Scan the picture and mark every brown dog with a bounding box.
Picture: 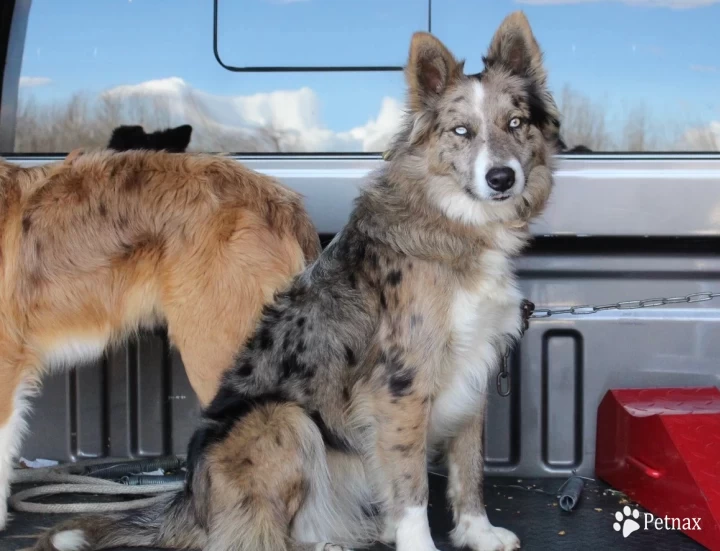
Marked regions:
[0,149,320,530]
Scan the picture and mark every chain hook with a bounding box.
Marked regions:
[497,351,511,397]
[496,299,534,398]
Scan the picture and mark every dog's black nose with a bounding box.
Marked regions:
[485,167,516,192]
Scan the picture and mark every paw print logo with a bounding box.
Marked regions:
[613,506,641,538]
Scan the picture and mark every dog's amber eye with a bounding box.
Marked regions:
[453,126,469,137]
[509,117,522,129]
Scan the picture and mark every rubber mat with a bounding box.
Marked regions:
[1,474,707,550]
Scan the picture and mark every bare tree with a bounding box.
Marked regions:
[10,84,720,154]
[557,85,613,151]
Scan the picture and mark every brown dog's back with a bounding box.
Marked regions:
[1,150,319,395]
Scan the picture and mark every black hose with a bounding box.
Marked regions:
[120,474,186,486]
[78,456,185,479]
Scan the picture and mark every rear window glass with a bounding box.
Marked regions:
[8,0,720,154]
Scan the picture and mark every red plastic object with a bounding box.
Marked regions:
[596,387,720,550]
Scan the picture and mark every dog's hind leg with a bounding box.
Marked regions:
[291,450,379,548]
[0,345,37,531]
[30,401,344,551]
[162,221,307,406]
[201,401,351,551]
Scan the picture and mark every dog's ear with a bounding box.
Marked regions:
[485,11,562,149]
[107,125,147,151]
[406,32,462,112]
[168,124,193,151]
[147,124,193,152]
[484,11,545,81]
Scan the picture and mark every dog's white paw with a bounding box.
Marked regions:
[395,507,439,551]
[396,542,439,551]
[51,530,89,551]
[317,544,353,551]
[395,530,439,551]
[451,514,520,551]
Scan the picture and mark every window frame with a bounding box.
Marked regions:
[0,0,30,153]
[212,0,431,73]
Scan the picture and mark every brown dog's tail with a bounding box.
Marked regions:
[31,491,205,551]
[291,198,322,264]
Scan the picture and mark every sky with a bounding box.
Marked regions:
[15,0,720,152]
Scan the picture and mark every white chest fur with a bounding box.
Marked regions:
[429,249,522,442]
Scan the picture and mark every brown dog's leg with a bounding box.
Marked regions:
[165,297,261,407]
[446,404,520,551]
[162,222,306,406]
[163,282,268,406]
[0,347,36,531]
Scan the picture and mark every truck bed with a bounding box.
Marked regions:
[5,155,719,551]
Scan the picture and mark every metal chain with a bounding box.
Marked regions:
[529,291,720,319]
[496,291,720,397]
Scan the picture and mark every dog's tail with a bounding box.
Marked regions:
[290,195,322,265]
[31,490,205,551]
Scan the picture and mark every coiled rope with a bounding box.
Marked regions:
[9,456,185,514]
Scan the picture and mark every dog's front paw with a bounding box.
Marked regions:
[395,507,439,551]
[451,514,520,551]
[317,544,353,551]
[396,541,439,551]
[395,527,439,551]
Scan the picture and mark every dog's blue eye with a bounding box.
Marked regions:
[453,126,469,136]
[509,117,522,129]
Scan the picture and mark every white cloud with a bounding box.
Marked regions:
[19,76,52,88]
[102,77,404,152]
[339,97,406,152]
[516,0,720,7]
[678,121,720,149]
